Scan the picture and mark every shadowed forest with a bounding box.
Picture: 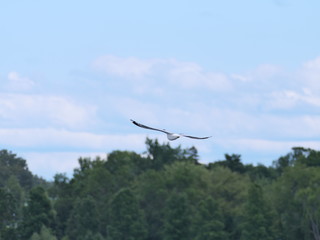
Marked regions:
[1,138,320,240]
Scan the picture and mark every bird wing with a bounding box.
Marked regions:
[130,119,170,134]
[181,134,212,140]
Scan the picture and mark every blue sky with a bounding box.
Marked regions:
[1,0,320,179]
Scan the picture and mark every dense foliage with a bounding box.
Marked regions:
[1,140,320,240]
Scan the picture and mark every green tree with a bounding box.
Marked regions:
[245,164,277,181]
[79,231,105,240]
[240,184,274,240]
[294,148,320,167]
[29,225,57,240]
[135,169,167,240]
[106,150,149,176]
[272,147,320,175]
[145,138,199,170]
[20,186,55,239]
[66,196,99,240]
[6,175,25,219]
[136,162,212,240]
[296,180,320,240]
[108,188,147,240]
[0,188,17,239]
[163,192,192,240]
[104,151,148,192]
[51,173,74,239]
[272,165,320,240]
[0,149,33,189]
[206,166,249,240]
[194,197,227,240]
[209,154,245,174]
[164,162,209,194]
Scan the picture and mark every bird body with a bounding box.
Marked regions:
[167,133,181,141]
[130,119,211,141]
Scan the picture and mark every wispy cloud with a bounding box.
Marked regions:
[266,89,320,110]
[6,72,35,91]
[0,128,147,150]
[167,59,232,91]
[231,64,282,83]
[300,57,320,91]
[0,93,97,129]
[93,56,232,92]
[218,138,320,155]
[93,55,158,78]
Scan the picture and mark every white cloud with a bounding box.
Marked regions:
[93,55,232,91]
[301,89,320,106]
[231,64,282,83]
[7,71,35,91]
[93,55,158,78]
[266,90,300,109]
[0,94,97,128]
[110,97,161,124]
[266,89,320,110]
[300,57,320,91]
[218,138,320,154]
[230,74,249,82]
[167,59,232,91]
[0,128,147,150]
[229,59,320,112]
[260,114,320,138]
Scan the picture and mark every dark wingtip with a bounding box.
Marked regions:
[130,119,139,126]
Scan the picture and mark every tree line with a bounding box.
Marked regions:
[1,138,320,240]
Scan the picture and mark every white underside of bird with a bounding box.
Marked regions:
[130,119,212,141]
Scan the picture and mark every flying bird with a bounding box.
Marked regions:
[130,119,212,141]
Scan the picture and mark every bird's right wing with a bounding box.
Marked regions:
[181,134,212,140]
[130,119,169,134]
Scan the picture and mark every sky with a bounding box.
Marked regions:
[1,0,320,179]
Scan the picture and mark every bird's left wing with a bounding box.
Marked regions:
[130,119,169,134]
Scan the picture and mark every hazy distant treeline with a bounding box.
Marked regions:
[1,138,320,240]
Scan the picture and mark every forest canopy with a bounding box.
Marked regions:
[1,139,320,240]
